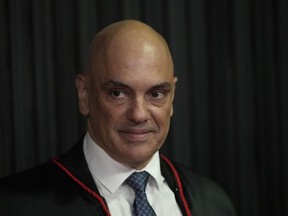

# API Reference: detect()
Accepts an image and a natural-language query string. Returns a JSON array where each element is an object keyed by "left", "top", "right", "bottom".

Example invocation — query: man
[{"left": 0, "top": 20, "right": 236, "bottom": 216}]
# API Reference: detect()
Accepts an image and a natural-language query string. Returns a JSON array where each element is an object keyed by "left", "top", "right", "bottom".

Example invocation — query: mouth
[{"left": 118, "top": 129, "right": 154, "bottom": 142}]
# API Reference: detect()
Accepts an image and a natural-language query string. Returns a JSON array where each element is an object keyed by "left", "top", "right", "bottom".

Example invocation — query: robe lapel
[{"left": 55, "top": 136, "right": 109, "bottom": 215}]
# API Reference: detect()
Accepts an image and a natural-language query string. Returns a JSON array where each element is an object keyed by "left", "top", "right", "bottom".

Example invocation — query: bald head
[{"left": 85, "top": 20, "right": 174, "bottom": 77}]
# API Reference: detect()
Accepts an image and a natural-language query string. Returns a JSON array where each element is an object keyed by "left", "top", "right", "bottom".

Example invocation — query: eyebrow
[
  {"left": 149, "top": 82, "right": 173, "bottom": 91},
  {"left": 102, "top": 80, "right": 173, "bottom": 91},
  {"left": 102, "top": 80, "right": 130, "bottom": 90}
]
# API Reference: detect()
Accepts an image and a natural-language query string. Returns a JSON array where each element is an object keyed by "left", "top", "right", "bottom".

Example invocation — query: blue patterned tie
[{"left": 125, "top": 171, "right": 156, "bottom": 216}]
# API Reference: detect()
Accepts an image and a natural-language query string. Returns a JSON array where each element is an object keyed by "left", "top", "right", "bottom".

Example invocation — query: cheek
[
  {"left": 89, "top": 104, "right": 121, "bottom": 144},
  {"left": 91, "top": 100, "right": 125, "bottom": 128},
  {"left": 152, "top": 106, "right": 172, "bottom": 128}
]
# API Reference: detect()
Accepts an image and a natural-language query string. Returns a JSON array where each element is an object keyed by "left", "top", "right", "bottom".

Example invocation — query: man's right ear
[{"left": 75, "top": 74, "right": 89, "bottom": 116}]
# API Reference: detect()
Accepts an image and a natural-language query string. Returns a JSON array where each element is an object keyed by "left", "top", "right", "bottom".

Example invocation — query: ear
[
  {"left": 75, "top": 74, "right": 89, "bottom": 116},
  {"left": 170, "top": 77, "right": 178, "bottom": 117}
]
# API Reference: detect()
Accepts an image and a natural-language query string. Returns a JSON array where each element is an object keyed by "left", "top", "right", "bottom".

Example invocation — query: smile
[{"left": 118, "top": 129, "right": 153, "bottom": 142}]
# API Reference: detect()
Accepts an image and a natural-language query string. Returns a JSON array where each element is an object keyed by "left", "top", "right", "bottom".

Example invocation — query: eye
[
  {"left": 110, "top": 90, "right": 126, "bottom": 99},
  {"left": 150, "top": 90, "right": 165, "bottom": 99}
]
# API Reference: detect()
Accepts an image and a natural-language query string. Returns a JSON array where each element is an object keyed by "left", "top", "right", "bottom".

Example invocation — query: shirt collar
[{"left": 83, "top": 132, "right": 164, "bottom": 194}]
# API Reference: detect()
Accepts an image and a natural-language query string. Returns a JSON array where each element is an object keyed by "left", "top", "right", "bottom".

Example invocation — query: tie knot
[{"left": 125, "top": 171, "right": 150, "bottom": 192}]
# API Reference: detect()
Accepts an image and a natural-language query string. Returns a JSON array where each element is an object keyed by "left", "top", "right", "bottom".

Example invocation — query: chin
[{"left": 123, "top": 149, "right": 156, "bottom": 167}]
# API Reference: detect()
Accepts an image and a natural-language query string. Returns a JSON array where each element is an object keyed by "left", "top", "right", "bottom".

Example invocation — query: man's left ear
[{"left": 170, "top": 77, "right": 178, "bottom": 117}]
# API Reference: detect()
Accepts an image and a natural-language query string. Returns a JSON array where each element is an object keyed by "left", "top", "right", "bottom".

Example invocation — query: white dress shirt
[{"left": 83, "top": 132, "right": 182, "bottom": 216}]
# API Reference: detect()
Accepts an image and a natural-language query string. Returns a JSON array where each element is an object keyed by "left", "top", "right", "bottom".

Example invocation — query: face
[{"left": 76, "top": 33, "right": 176, "bottom": 169}]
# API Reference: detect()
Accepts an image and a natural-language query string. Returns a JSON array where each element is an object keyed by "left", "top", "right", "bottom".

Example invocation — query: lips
[{"left": 117, "top": 128, "right": 155, "bottom": 142}]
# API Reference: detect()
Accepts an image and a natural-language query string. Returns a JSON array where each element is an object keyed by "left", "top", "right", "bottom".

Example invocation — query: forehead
[
  {"left": 100, "top": 64, "right": 173, "bottom": 92},
  {"left": 107, "top": 56, "right": 172, "bottom": 87}
]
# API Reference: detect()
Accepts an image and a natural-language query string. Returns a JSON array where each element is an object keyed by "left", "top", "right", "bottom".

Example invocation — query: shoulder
[
  {"left": 0, "top": 161, "right": 75, "bottom": 199},
  {"left": 175, "top": 164, "right": 237, "bottom": 216},
  {"left": 0, "top": 161, "right": 86, "bottom": 216},
  {"left": 0, "top": 162, "right": 52, "bottom": 190}
]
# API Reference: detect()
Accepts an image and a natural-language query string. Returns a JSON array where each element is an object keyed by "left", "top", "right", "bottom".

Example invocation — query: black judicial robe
[{"left": 0, "top": 138, "right": 236, "bottom": 216}]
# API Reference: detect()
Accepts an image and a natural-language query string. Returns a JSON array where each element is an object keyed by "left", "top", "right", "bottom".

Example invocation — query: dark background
[{"left": 0, "top": 0, "right": 287, "bottom": 216}]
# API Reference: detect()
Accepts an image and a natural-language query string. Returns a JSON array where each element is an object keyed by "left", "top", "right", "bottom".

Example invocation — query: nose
[{"left": 126, "top": 97, "right": 149, "bottom": 123}]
